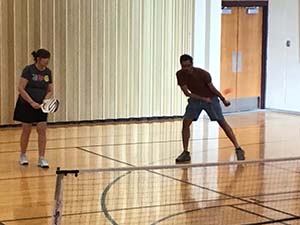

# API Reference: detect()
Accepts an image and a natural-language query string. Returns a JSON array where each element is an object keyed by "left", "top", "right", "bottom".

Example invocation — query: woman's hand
[{"left": 30, "top": 101, "right": 41, "bottom": 109}]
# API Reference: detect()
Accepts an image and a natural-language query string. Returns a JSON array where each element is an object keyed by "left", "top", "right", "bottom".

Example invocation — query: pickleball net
[{"left": 52, "top": 157, "right": 300, "bottom": 225}]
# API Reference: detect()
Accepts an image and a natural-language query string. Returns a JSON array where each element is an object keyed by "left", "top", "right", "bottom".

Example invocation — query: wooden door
[
  {"left": 221, "top": 6, "right": 263, "bottom": 112},
  {"left": 220, "top": 7, "right": 238, "bottom": 100},
  {"left": 237, "top": 7, "right": 262, "bottom": 99}
]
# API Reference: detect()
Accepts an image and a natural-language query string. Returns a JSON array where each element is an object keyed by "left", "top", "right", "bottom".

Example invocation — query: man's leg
[
  {"left": 205, "top": 97, "right": 245, "bottom": 160},
  {"left": 176, "top": 118, "right": 193, "bottom": 163},
  {"left": 218, "top": 119, "right": 245, "bottom": 160},
  {"left": 182, "top": 118, "right": 193, "bottom": 151},
  {"left": 218, "top": 119, "right": 239, "bottom": 149},
  {"left": 176, "top": 98, "right": 202, "bottom": 163}
]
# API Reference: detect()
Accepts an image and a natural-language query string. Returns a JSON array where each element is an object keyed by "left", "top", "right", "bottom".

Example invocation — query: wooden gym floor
[{"left": 1, "top": 111, "right": 300, "bottom": 225}]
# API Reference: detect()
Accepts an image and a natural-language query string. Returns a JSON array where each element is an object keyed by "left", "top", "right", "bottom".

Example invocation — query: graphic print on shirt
[{"left": 32, "top": 74, "right": 50, "bottom": 82}]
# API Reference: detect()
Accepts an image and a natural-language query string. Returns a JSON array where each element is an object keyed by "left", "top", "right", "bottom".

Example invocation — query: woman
[{"left": 14, "top": 49, "right": 53, "bottom": 168}]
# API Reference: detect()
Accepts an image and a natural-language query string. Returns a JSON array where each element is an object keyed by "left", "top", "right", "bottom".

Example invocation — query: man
[{"left": 176, "top": 54, "right": 245, "bottom": 163}]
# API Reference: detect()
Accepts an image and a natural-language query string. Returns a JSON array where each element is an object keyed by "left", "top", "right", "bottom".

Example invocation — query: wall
[
  {"left": 194, "top": 0, "right": 300, "bottom": 113},
  {"left": 266, "top": 0, "right": 300, "bottom": 112},
  {"left": 193, "top": 0, "right": 221, "bottom": 87},
  {"left": 192, "top": 0, "right": 222, "bottom": 161},
  {"left": 0, "top": 0, "right": 194, "bottom": 125}
]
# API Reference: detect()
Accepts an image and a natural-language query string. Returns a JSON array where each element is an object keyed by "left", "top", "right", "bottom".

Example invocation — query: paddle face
[{"left": 41, "top": 98, "right": 59, "bottom": 113}]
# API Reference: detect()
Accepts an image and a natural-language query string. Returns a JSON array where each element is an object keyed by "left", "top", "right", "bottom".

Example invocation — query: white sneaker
[
  {"left": 38, "top": 157, "right": 49, "bottom": 168},
  {"left": 19, "top": 154, "right": 29, "bottom": 165}
]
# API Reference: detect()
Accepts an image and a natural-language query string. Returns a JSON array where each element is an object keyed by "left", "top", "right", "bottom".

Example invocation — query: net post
[{"left": 52, "top": 167, "right": 64, "bottom": 225}]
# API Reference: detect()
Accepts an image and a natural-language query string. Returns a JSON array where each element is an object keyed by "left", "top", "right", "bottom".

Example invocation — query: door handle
[
  {"left": 232, "top": 51, "right": 237, "bottom": 73},
  {"left": 237, "top": 51, "right": 242, "bottom": 72}
]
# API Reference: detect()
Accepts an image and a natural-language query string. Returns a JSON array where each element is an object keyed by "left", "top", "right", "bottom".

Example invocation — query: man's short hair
[{"left": 180, "top": 54, "right": 193, "bottom": 64}]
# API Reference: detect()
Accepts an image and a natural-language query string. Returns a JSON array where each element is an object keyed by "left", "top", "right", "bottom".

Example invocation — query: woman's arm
[{"left": 17, "top": 77, "right": 40, "bottom": 109}]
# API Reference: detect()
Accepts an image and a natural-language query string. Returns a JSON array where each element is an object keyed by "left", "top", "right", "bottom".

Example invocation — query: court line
[
  {"left": 0, "top": 136, "right": 288, "bottom": 154},
  {"left": 51, "top": 192, "right": 300, "bottom": 224},
  {"left": 149, "top": 170, "right": 299, "bottom": 218},
  {"left": 76, "top": 146, "right": 300, "bottom": 223},
  {"left": 263, "top": 161, "right": 300, "bottom": 175},
  {"left": 1, "top": 215, "right": 51, "bottom": 223},
  {"left": 250, "top": 192, "right": 300, "bottom": 203},
  {"left": 244, "top": 216, "right": 300, "bottom": 225},
  {"left": 0, "top": 136, "right": 228, "bottom": 154},
  {"left": 0, "top": 118, "right": 264, "bottom": 145},
  {"left": 150, "top": 204, "right": 277, "bottom": 225},
  {"left": 61, "top": 199, "right": 240, "bottom": 216},
  {"left": 77, "top": 147, "right": 134, "bottom": 167},
  {"left": 246, "top": 161, "right": 300, "bottom": 218},
  {"left": 60, "top": 193, "right": 300, "bottom": 216},
  {"left": 58, "top": 172, "right": 300, "bottom": 224},
  {"left": 232, "top": 205, "right": 290, "bottom": 225},
  {"left": 100, "top": 171, "right": 131, "bottom": 225},
  {"left": 0, "top": 174, "right": 55, "bottom": 181}
]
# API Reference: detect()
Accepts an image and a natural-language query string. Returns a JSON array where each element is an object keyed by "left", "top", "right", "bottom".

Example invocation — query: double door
[{"left": 221, "top": 6, "right": 263, "bottom": 112}]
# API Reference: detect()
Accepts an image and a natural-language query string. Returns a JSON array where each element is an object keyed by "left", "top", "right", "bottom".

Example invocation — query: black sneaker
[
  {"left": 235, "top": 147, "right": 245, "bottom": 161},
  {"left": 176, "top": 151, "right": 191, "bottom": 163}
]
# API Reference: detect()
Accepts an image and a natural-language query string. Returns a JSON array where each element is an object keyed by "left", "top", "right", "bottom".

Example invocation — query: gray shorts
[{"left": 183, "top": 97, "right": 225, "bottom": 122}]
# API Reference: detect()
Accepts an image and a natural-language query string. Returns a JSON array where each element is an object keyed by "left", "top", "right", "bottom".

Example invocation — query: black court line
[
  {"left": 251, "top": 194, "right": 300, "bottom": 204},
  {"left": 244, "top": 216, "right": 300, "bottom": 225},
  {"left": 100, "top": 171, "right": 131, "bottom": 225},
  {"left": 0, "top": 134, "right": 225, "bottom": 146},
  {"left": 249, "top": 190, "right": 300, "bottom": 202},
  {"left": 0, "top": 170, "right": 300, "bottom": 225},
  {"left": 60, "top": 192, "right": 300, "bottom": 217},
  {"left": 1, "top": 215, "right": 52, "bottom": 223},
  {"left": 0, "top": 136, "right": 275, "bottom": 154},
  {"left": 149, "top": 170, "right": 299, "bottom": 219},
  {"left": 62, "top": 199, "right": 242, "bottom": 216},
  {"left": 262, "top": 161, "right": 300, "bottom": 175},
  {"left": 0, "top": 123, "right": 267, "bottom": 146},
  {"left": 76, "top": 146, "right": 300, "bottom": 225},
  {"left": 0, "top": 174, "right": 55, "bottom": 181},
  {"left": 149, "top": 207, "right": 221, "bottom": 225},
  {"left": 150, "top": 204, "right": 277, "bottom": 225},
  {"left": 77, "top": 147, "right": 135, "bottom": 224},
  {"left": 0, "top": 136, "right": 231, "bottom": 154},
  {"left": 58, "top": 193, "right": 300, "bottom": 224},
  {"left": 62, "top": 178, "right": 300, "bottom": 224},
  {"left": 247, "top": 161, "right": 300, "bottom": 218},
  {"left": 149, "top": 168, "right": 299, "bottom": 218},
  {"left": 77, "top": 147, "right": 134, "bottom": 167},
  {"left": 232, "top": 206, "right": 290, "bottom": 225}
]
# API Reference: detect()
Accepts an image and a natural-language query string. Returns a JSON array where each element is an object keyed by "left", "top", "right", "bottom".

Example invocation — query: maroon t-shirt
[{"left": 176, "top": 67, "right": 215, "bottom": 97}]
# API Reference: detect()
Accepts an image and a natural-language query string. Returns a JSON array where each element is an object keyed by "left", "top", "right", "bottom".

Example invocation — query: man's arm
[
  {"left": 207, "top": 82, "right": 230, "bottom": 106},
  {"left": 180, "top": 85, "right": 211, "bottom": 103}
]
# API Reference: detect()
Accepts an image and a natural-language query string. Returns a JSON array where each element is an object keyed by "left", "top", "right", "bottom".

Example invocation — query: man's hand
[{"left": 222, "top": 99, "right": 231, "bottom": 107}]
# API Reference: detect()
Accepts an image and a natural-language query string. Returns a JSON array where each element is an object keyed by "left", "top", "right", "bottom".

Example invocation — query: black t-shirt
[
  {"left": 176, "top": 67, "right": 215, "bottom": 98},
  {"left": 20, "top": 64, "right": 52, "bottom": 104}
]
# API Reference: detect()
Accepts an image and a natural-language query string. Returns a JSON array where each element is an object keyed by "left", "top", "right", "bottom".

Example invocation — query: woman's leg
[{"left": 20, "top": 123, "right": 32, "bottom": 165}]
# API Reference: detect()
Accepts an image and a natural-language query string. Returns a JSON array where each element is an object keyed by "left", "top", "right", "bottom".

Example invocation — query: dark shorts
[
  {"left": 184, "top": 97, "right": 225, "bottom": 122},
  {"left": 13, "top": 98, "right": 48, "bottom": 123}
]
